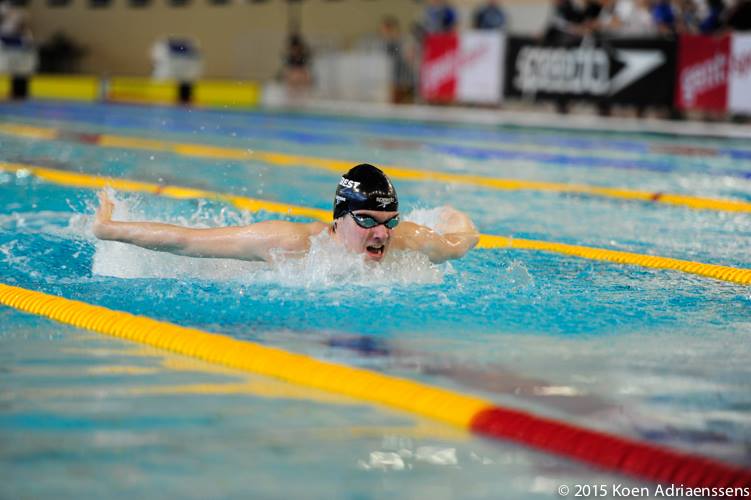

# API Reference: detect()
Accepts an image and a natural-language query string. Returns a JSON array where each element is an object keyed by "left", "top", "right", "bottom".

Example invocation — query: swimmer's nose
[{"left": 371, "top": 224, "right": 389, "bottom": 241}]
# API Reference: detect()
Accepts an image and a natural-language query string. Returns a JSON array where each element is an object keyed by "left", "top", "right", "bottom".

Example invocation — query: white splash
[
  {"left": 90, "top": 196, "right": 447, "bottom": 287},
  {"left": 266, "top": 230, "right": 445, "bottom": 288},
  {"left": 403, "top": 206, "right": 447, "bottom": 234}
]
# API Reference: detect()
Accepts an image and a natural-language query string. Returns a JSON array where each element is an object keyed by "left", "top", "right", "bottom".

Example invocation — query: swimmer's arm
[
  {"left": 92, "top": 192, "right": 323, "bottom": 262},
  {"left": 393, "top": 206, "right": 479, "bottom": 263}
]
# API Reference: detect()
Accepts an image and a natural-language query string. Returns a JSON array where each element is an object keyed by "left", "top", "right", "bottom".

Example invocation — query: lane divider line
[
  {"left": 1, "top": 122, "right": 750, "bottom": 214},
  {"left": 477, "top": 235, "right": 751, "bottom": 286},
  {"left": 2, "top": 161, "right": 749, "bottom": 286},
  {"left": 0, "top": 161, "right": 331, "bottom": 221},
  {"left": 1, "top": 282, "right": 749, "bottom": 490}
]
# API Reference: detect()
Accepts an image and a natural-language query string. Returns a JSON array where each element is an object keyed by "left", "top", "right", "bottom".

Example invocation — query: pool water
[{"left": 1, "top": 101, "right": 750, "bottom": 498}]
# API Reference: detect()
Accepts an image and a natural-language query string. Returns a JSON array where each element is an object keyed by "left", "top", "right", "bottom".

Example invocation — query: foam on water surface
[{"left": 91, "top": 195, "right": 450, "bottom": 287}]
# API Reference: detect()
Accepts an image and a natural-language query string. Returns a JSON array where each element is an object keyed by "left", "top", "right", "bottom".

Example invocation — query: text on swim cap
[
  {"left": 339, "top": 178, "right": 361, "bottom": 189},
  {"left": 376, "top": 197, "right": 395, "bottom": 208}
]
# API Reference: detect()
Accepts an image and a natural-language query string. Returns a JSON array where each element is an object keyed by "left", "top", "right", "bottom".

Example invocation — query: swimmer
[{"left": 93, "top": 164, "right": 479, "bottom": 264}]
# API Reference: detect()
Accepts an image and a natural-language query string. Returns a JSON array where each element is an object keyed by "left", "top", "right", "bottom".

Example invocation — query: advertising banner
[
  {"left": 420, "top": 33, "right": 458, "bottom": 102},
  {"left": 729, "top": 34, "right": 751, "bottom": 115},
  {"left": 504, "top": 36, "right": 676, "bottom": 106},
  {"left": 456, "top": 31, "right": 505, "bottom": 104},
  {"left": 675, "top": 35, "right": 730, "bottom": 111},
  {"left": 421, "top": 32, "right": 505, "bottom": 104}
]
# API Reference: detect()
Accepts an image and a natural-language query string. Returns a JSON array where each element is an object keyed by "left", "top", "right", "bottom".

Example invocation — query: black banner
[{"left": 504, "top": 36, "right": 677, "bottom": 106}]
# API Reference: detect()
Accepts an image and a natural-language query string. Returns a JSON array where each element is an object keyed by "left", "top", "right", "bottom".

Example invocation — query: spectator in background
[
  {"left": 283, "top": 33, "right": 312, "bottom": 95},
  {"left": 674, "top": 0, "right": 700, "bottom": 33},
  {"left": 380, "top": 16, "right": 416, "bottom": 104},
  {"left": 727, "top": 0, "right": 751, "bottom": 31},
  {"left": 473, "top": 0, "right": 507, "bottom": 30},
  {"left": 621, "top": 0, "right": 653, "bottom": 33},
  {"left": 698, "top": 0, "right": 726, "bottom": 34},
  {"left": 0, "top": 0, "right": 30, "bottom": 39},
  {"left": 651, "top": 0, "right": 677, "bottom": 34},
  {"left": 543, "top": 0, "right": 585, "bottom": 114},
  {"left": 544, "top": 0, "right": 585, "bottom": 43},
  {"left": 421, "top": 0, "right": 458, "bottom": 35},
  {"left": 605, "top": 0, "right": 656, "bottom": 35},
  {"left": 581, "top": 0, "right": 604, "bottom": 30}
]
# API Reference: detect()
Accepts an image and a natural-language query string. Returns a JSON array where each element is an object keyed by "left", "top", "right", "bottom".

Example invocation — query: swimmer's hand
[{"left": 92, "top": 191, "right": 116, "bottom": 239}]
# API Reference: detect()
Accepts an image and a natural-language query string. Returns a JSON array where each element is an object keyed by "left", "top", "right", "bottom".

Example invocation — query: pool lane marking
[
  {"left": 0, "top": 282, "right": 487, "bottom": 427},
  {"left": 8, "top": 104, "right": 751, "bottom": 165},
  {"left": 0, "top": 122, "right": 60, "bottom": 140},
  {"left": 2, "top": 161, "right": 750, "bottom": 286},
  {"left": 477, "top": 235, "right": 751, "bottom": 286},
  {"left": 1, "top": 282, "right": 749, "bottom": 489},
  {"left": 0, "top": 161, "right": 331, "bottom": 221},
  {"left": 1, "top": 122, "right": 750, "bottom": 214}
]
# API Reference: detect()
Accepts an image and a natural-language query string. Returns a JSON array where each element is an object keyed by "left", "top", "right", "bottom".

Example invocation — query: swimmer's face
[{"left": 335, "top": 210, "right": 399, "bottom": 262}]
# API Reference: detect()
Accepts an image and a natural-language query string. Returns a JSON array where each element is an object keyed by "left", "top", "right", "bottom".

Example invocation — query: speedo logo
[
  {"left": 339, "top": 178, "right": 361, "bottom": 189},
  {"left": 376, "top": 197, "right": 394, "bottom": 208}
]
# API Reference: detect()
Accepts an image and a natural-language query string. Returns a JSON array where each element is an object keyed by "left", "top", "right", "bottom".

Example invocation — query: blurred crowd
[
  {"left": 414, "top": 0, "right": 508, "bottom": 37},
  {"left": 546, "top": 0, "right": 751, "bottom": 43},
  {"left": 375, "top": 0, "right": 751, "bottom": 104},
  {"left": 398, "top": 0, "right": 751, "bottom": 42},
  {"left": 411, "top": 0, "right": 751, "bottom": 39},
  {"left": 0, "top": 0, "right": 30, "bottom": 40}
]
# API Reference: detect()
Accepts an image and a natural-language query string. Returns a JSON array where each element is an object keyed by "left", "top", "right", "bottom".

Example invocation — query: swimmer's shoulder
[
  {"left": 390, "top": 221, "right": 428, "bottom": 250},
  {"left": 274, "top": 220, "right": 328, "bottom": 257},
  {"left": 236, "top": 220, "right": 329, "bottom": 260},
  {"left": 305, "top": 221, "right": 329, "bottom": 236},
  {"left": 267, "top": 220, "right": 329, "bottom": 243},
  {"left": 246, "top": 220, "right": 327, "bottom": 235}
]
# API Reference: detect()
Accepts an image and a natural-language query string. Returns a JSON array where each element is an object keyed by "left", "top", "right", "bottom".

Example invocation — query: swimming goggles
[{"left": 349, "top": 212, "right": 400, "bottom": 229}]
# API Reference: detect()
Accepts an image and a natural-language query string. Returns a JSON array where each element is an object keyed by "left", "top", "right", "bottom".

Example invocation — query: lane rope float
[{"left": 1, "top": 122, "right": 750, "bottom": 214}]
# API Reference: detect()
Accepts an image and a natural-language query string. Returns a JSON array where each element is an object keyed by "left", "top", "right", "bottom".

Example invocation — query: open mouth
[{"left": 366, "top": 245, "right": 385, "bottom": 258}]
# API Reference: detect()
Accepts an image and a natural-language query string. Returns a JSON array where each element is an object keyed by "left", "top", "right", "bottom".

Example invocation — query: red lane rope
[{"left": 471, "top": 407, "right": 751, "bottom": 494}]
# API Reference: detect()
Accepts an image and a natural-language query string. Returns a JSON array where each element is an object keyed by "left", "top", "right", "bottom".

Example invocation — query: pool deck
[{"left": 281, "top": 99, "right": 751, "bottom": 140}]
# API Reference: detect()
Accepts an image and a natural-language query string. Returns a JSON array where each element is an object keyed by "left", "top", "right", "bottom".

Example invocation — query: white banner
[
  {"left": 456, "top": 31, "right": 505, "bottom": 104},
  {"left": 313, "top": 51, "right": 391, "bottom": 103},
  {"left": 729, "top": 34, "right": 751, "bottom": 114}
]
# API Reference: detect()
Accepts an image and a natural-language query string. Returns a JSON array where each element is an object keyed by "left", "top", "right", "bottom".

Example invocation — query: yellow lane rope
[
  {"left": 1, "top": 122, "right": 750, "bottom": 213},
  {"left": 1, "top": 162, "right": 749, "bottom": 286},
  {"left": 477, "top": 235, "right": 751, "bottom": 286},
  {"left": 0, "top": 162, "right": 330, "bottom": 221},
  {"left": 0, "top": 282, "right": 491, "bottom": 428},
  {"left": 0, "top": 123, "right": 59, "bottom": 140}
]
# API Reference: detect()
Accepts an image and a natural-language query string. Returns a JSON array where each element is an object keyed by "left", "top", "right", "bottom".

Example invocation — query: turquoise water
[{"left": 1, "top": 101, "right": 750, "bottom": 498}]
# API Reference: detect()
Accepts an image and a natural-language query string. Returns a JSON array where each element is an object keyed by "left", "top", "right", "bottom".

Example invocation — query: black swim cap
[{"left": 333, "top": 164, "right": 398, "bottom": 220}]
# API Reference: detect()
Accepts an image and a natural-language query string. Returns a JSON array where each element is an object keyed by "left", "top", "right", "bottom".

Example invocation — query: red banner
[
  {"left": 675, "top": 35, "right": 730, "bottom": 111},
  {"left": 420, "top": 34, "right": 458, "bottom": 102}
]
